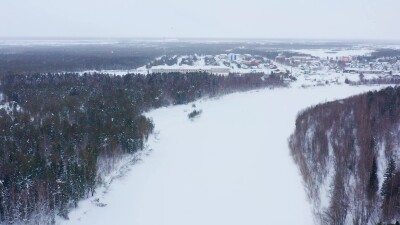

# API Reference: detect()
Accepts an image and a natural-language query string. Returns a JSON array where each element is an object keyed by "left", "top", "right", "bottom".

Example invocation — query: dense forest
[
  {"left": 0, "top": 45, "right": 161, "bottom": 74},
  {"left": 0, "top": 41, "right": 357, "bottom": 74},
  {"left": 357, "top": 49, "right": 400, "bottom": 61},
  {"left": 346, "top": 78, "right": 400, "bottom": 86},
  {"left": 290, "top": 86, "right": 400, "bottom": 225},
  {"left": 0, "top": 43, "right": 243, "bottom": 74},
  {"left": 0, "top": 72, "right": 284, "bottom": 224}
]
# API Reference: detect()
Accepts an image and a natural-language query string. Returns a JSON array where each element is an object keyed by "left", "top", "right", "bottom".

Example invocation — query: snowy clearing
[{"left": 58, "top": 85, "right": 388, "bottom": 225}]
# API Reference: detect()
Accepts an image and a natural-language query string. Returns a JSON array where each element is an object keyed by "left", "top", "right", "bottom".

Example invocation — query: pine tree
[
  {"left": 381, "top": 157, "right": 396, "bottom": 220},
  {"left": 367, "top": 157, "right": 379, "bottom": 200},
  {"left": 381, "top": 158, "right": 396, "bottom": 198}
]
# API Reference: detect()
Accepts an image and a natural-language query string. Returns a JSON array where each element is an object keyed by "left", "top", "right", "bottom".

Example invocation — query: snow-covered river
[{"left": 60, "top": 85, "right": 386, "bottom": 225}]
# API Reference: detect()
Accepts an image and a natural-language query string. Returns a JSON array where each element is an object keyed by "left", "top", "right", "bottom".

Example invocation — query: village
[
  {"left": 126, "top": 49, "right": 395, "bottom": 85},
  {"left": 78, "top": 47, "right": 400, "bottom": 87}
]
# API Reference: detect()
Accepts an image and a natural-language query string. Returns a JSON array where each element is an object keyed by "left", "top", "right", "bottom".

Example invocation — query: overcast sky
[{"left": 1, "top": 0, "right": 400, "bottom": 40}]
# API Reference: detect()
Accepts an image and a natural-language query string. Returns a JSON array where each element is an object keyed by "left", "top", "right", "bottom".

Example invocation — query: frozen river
[{"left": 60, "top": 85, "right": 386, "bottom": 225}]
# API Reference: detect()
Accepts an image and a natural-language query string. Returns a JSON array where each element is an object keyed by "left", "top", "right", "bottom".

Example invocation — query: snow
[
  {"left": 318, "top": 130, "right": 335, "bottom": 210},
  {"left": 377, "top": 141, "right": 387, "bottom": 190},
  {"left": 149, "top": 54, "right": 277, "bottom": 75},
  {"left": 58, "top": 84, "right": 388, "bottom": 225},
  {"left": 78, "top": 67, "right": 149, "bottom": 76},
  {"left": 0, "top": 101, "right": 22, "bottom": 114},
  {"left": 291, "top": 48, "right": 375, "bottom": 58},
  {"left": 150, "top": 65, "right": 228, "bottom": 70},
  {"left": 193, "top": 55, "right": 206, "bottom": 67}
]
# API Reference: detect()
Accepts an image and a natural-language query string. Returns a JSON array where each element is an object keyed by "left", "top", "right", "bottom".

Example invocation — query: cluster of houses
[
  {"left": 147, "top": 51, "right": 400, "bottom": 80},
  {"left": 275, "top": 53, "right": 400, "bottom": 76},
  {"left": 149, "top": 53, "right": 274, "bottom": 76},
  {"left": 150, "top": 65, "right": 230, "bottom": 76}
]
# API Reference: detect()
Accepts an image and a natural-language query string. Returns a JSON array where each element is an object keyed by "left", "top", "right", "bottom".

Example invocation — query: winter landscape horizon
[{"left": 2, "top": 1, "right": 400, "bottom": 225}]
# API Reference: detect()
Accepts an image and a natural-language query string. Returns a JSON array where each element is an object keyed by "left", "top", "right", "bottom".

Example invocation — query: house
[{"left": 150, "top": 65, "right": 230, "bottom": 76}]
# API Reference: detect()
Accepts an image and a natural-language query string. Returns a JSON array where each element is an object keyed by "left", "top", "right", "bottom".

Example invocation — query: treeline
[
  {"left": 0, "top": 45, "right": 163, "bottom": 74},
  {"left": 231, "top": 49, "right": 309, "bottom": 60},
  {"left": 370, "top": 49, "right": 400, "bottom": 59},
  {"left": 0, "top": 42, "right": 331, "bottom": 74},
  {"left": 146, "top": 55, "right": 179, "bottom": 68},
  {"left": 356, "top": 49, "right": 400, "bottom": 62},
  {"left": 290, "top": 86, "right": 400, "bottom": 225},
  {"left": 0, "top": 43, "right": 267, "bottom": 74},
  {"left": 346, "top": 77, "right": 400, "bottom": 86},
  {"left": 0, "top": 72, "right": 284, "bottom": 224}
]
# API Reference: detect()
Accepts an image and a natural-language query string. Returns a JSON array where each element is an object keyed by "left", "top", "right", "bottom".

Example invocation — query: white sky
[{"left": 1, "top": 0, "right": 399, "bottom": 40}]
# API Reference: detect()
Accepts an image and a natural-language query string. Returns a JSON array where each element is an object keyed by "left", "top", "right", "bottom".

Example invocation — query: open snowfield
[{"left": 58, "top": 84, "right": 388, "bottom": 225}]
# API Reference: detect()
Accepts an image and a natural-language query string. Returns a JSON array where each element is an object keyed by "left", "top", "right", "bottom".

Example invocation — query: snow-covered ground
[
  {"left": 291, "top": 48, "right": 375, "bottom": 58},
  {"left": 291, "top": 72, "right": 382, "bottom": 87},
  {"left": 0, "top": 93, "right": 22, "bottom": 114},
  {"left": 77, "top": 66, "right": 149, "bottom": 76},
  {"left": 58, "top": 85, "right": 388, "bottom": 225}
]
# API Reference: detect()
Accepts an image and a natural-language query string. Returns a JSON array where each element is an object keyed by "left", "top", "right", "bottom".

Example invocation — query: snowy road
[{"left": 60, "top": 85, "right": 386, "bottom": 225}]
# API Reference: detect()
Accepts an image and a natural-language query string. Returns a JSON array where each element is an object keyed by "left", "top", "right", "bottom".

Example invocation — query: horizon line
[{"left": 0, "top": 36, "right": 400, "bottom": 43}]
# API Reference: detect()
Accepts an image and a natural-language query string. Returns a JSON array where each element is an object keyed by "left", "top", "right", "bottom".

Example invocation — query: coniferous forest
[
  {"left": 0, "top": 72, "right": 284, "bottom": 224},
  {"left": 290, "top": 86, "right": 400, "bottom": 225}
]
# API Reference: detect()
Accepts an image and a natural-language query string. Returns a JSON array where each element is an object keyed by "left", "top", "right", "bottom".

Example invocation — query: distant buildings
[
  {"left": 228, "top": 53, "right": 237, "bottom": 62},
  {"left": 343, "top": 68, "right": 385, "bottom": 74},
  {"left": 150, "top": 65, "right": 230, "bottom": 76},
  {"left": 275, "top": 55, "right": 286, "bottom": 64},
  {"left": 340, "top": 56, "right": 352, "bottom": 63}
]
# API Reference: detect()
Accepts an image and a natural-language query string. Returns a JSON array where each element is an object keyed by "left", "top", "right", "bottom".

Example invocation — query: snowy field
[
  {"left": 291, "top": 48, "right": 375, "bottom": 58},
  {"left": 58, "top": 85, "right": 388, "bottom": 225}
]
